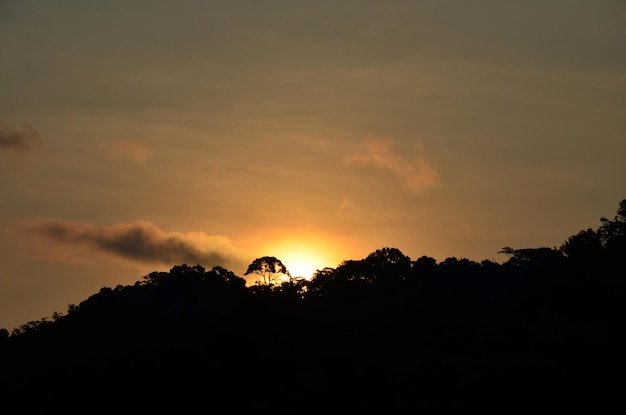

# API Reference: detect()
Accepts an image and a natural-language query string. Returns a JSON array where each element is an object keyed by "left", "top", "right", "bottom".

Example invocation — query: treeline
[
  {"left": 4, "top": 199, "right": 625, "bottom": 337},
  {"left": 0, "top": 200, "right": 625, "bottom": 412}
]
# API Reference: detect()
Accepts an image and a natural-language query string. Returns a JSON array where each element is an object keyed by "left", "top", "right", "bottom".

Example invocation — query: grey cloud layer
[
  {"left": 14, "top": 219, "right": 250, "bottom": 272},
  {"left": 0, "top": 123, "right": 42, "bottom": 152}
]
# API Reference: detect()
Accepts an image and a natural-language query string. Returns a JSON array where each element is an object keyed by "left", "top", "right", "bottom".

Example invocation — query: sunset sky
[{"left": 1, "top": 1, "right": 625, "bottom": 331}]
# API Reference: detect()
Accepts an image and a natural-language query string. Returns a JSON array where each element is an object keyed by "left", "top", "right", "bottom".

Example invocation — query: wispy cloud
[
  {"left": 336, "top": 196, "right": 361, "bottom": 222},
  {"left": 343, "top": 138, "right": 439, "bottom": 192},
  {"left": 0, "top": 123, "right": 42, "bottom": 152},
  {"left": 12, "top": 219, "right": 250, "bottom": 272},
  {"left": 103, "top": 139, "right": 151, "bottom": 163}
]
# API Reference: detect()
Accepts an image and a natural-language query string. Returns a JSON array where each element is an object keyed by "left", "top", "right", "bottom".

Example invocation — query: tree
[
  {"left": 244, "top": 256, "right": 291, "bottom": 286},
  {"left": 498, "top": 246, "right": 562, "bottom": 267},
  {"left": 412, "top": 255, "right": 438, "bottom": 277},
  {"left": 363, "top": 247, "right": 412, "bottom": 287},
  {"left": 560, "top": 228, "right": 604, "bottom": 263},
  {"left": 599, "top": 199, "right": 626, "bottom": 258},
  {"left": 210, "top": 265, "right": 247, "bottom": 288}
]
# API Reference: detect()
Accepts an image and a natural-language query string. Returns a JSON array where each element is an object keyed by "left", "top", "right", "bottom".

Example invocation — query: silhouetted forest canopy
[{"left": 1, "top": 200, "right": 625, "bottom": 412}]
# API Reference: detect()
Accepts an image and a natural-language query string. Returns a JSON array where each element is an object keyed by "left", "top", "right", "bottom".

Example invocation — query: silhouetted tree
[
  {"left": 560, "top": 228, "right": 604, "bottom": 274},
  {"left": 312, "top": 263, "right": 370, "bottom": 303},
  {"left": 334, "top": 259, "right": 369, "bottom": 283},
  {"left": 363, "top": 247, "right": 412, "bottom": 288},
  {"left": 499, "top": 246, "right": 562, "bottom": 268},
  {"left": 411, "top": 255, "right": 438, "bottom": 277},
  {"left": 598, "top": 199, "right": 626, "bottom": 263},
  {"left": 307, "top": 267, "right": 338, "bottom": 298},
  {"left": 211, "top": 265, "right": 247, "bottom": 288},
  {"left": 438, "top": 257, "right": 481, "bottom": 273},
  {"left": 274, "top": 277, "right": 308, "bottom": 302},
  {"left": 245, "top": 256, "right": 290, "bottom": 286}
]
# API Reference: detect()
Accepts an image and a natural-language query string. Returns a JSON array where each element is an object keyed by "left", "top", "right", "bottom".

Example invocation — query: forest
[{"left": 1, "top": 200, "right": 625, "bottom": 413}]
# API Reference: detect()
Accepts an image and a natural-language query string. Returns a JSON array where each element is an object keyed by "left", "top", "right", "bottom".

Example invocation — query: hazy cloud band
[
  {"left": 0, "top": 123, "right": 42, "bottom": 152},
  {"left": 13, "top": 219, "right": 250, "bottom": 271}
]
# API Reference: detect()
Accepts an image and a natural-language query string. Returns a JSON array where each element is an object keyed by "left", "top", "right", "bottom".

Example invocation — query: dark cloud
[
  {"left": 0, "top": 123, "right": 42, "bottom": 152},
  {"left": 13, "top": 219, "right": 250, "bottom": 272}
]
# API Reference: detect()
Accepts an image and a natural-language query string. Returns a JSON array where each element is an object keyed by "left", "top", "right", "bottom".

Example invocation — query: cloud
[
  {"left": 103, "top": 139, "right": 151, "bottom": 163},
  {"left": 12, "top": 219, "right": 250, "bottom": 272},
  {"left": 336, "top": 196, "right": 361, "bottom": 222},
  {"left": 343, "top": 138, "right": 439, "bottom": 192},
  {"left": 0, "top": 123, "right": 42, "bottom": 152}
]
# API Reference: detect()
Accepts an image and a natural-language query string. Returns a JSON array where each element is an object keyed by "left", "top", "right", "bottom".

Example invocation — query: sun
[
  {"left": 242, "top": 230, "right": 351, "bottom": 282},
  {"left": 282, "top": 253, "right": 320, "bottom": 280},
  {"left": 257, "top": 236, "right": 343, "bottom": 280}
]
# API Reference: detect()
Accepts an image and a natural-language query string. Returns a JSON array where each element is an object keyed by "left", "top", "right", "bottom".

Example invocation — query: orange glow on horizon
[
  {"left": 246, "top": 232, "right": 348, "bottom": 280},
  {"left": 282, "top": 253, "right": 320, "bottom": 280}
]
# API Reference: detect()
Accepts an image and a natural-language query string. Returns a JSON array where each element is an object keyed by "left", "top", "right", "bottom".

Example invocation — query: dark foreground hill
[{"left": 1, "top": 200, "right": 626, "bottom": 413}]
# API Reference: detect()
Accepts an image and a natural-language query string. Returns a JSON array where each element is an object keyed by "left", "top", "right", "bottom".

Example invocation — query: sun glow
[
  {"left": 255, "top": 235, "right": 345, "bottom": 280},
  {"left": 282, "top": 253, "right": 320, "bottom": 280}
]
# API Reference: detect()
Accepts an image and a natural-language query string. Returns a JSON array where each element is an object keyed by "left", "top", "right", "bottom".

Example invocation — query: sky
[{"left": 1, "top": 0, "right": 625, "bottom": 331}]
